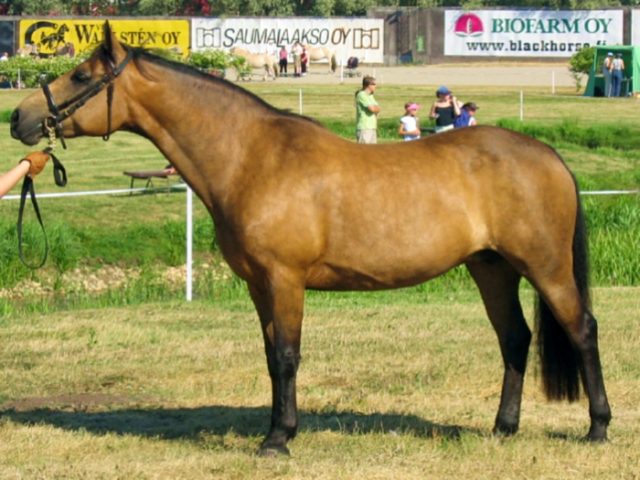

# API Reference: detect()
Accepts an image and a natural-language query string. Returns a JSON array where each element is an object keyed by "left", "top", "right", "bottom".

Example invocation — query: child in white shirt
[{"left": 398, "top": 102, "right": 421, "bottom": 141}]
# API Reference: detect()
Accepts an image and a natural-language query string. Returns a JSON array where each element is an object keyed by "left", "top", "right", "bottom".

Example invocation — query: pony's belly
[{"left": 304, "top": 262, "right": 448, "bottom": 291}]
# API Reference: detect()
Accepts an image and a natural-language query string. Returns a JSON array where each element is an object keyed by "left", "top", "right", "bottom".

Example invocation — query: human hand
[{"left": 20, "top": 151, "right": 51, "bottom": 177}]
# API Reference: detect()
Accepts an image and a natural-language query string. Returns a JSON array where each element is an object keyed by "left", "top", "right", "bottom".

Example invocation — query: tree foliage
[
  {"left": 0, "top": 55, "right": 81, "bottom": 87},
  {"left": 568, "top": 44, "right": 595, "bottom": 90},
  {"left": 0, "top": 48, "right": 248, "bottom": 87},
  {"left": 4, "top": 0, "right": 640, "bottom": 16}
]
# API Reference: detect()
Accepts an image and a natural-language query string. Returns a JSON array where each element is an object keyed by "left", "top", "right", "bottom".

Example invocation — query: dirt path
[{"left": 238, "top": 62, "right": 579, "bottom": 88}]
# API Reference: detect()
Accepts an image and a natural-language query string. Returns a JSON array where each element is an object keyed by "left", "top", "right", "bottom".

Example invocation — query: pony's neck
[{"left": 131, "top": 57, "right": 269, "bottom": 211}]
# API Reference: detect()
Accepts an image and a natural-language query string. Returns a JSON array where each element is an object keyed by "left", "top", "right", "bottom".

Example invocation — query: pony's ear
[{"left": 102, "top": 20, "right": 126, "bottom": 63}]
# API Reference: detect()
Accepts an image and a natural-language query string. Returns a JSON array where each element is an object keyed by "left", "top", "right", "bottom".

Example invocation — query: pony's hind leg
[
  {"left": 466, "top": 253, "right": 531, "bottom": 436},
  {"left": 525, "top": 185, "right": 610, "bottom": 441},
  {"left": 535, "top": 280, "right": 611, "bottom": 441}
]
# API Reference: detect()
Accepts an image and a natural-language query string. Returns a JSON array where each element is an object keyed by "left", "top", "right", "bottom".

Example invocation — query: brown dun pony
[{"left": 11, "top": 23, "right": 611, "bottom": 456}]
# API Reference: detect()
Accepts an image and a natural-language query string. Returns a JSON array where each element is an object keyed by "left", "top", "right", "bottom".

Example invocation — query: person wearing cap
[
  {"left": 0, "top": 151, "right": 51, "bottom": 198},
  {"left": 398, "top": 102, "right": 421, "bottom": 141},
  {"left": 355, "top": 75, "right": 380, "bottom": 144},
  {"left": 611, "top": 53, "right": 625, "bottom": 97},
  {"left": 602, "top": 52, "right": 613, "bottom": 97},
  {"left": 429, "top": 86, "right": 461, "bottom": 133},
  {"left": 454, "top": 102, "right": 479, "bottom": 128}
]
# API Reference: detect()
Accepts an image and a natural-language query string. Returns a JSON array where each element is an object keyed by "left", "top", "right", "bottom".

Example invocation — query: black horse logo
[{"left": 24, "top": 22, "right": 69, "bottom": 54}]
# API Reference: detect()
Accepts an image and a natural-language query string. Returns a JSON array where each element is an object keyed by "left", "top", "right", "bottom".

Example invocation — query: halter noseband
[{"left": 40, "top": 46, "right": 134, "bottom": 148}]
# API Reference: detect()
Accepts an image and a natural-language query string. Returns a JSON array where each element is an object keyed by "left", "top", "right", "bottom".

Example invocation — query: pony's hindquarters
[{"left": 453, "top": 127, "right": 611, "bottom": 440}]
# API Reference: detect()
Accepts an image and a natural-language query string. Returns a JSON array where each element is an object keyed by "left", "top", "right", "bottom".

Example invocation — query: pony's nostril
[{"left": 10, "top": 109, "right": 19, "bottom": 137}]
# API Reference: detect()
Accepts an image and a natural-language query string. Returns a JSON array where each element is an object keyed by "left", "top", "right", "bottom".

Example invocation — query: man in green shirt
[{"left": 355, "top": 75, "right": 380, "bottom": 144}]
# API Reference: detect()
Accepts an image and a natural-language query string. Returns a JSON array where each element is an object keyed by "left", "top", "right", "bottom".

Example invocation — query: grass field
[
  {"left": 0, "top": 287, "right": 638, "bottom": 478},
  {"left": 0, "top": 77, "right": 638, "bottom": 478}
]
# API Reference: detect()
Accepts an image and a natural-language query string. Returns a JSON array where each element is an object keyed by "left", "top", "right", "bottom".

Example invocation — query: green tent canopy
[{"left": 584, "top": 45, "right": 640, "bottom": 97}]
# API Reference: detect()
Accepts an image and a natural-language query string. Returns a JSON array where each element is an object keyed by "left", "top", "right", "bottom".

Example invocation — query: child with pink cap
[{"left": 398, "top": 102, "right": 421, "bottom": 141}]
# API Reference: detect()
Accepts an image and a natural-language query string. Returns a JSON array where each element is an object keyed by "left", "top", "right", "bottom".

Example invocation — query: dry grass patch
[{"left": 0, "top": 287, "right": 638, "bottom": 478}]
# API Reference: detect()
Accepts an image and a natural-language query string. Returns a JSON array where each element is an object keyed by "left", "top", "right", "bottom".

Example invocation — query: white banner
[
  {"left": 191, "top": 17, "right": 384, "bottom": 64},
  {"left": 632, "top": 10, "right": 640, "bottom": 46},
  {"left": 445, "top": 10, "right": 623, "bottom": 57}
]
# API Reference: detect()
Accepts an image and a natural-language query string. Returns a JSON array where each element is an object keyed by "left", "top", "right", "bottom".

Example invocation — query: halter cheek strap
[
  {"left": 41, "top": 80, "right": 66, "bottom": 149},
  {"left": 40, "top": 47, "right": 133, "bottom": 148}
]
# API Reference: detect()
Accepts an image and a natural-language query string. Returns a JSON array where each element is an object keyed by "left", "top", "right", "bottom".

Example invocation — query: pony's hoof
[
  {"left": 493, "top": 422, "right": 518, "bottom": 437},
  {"left": 257, "top": 443, "right": 290, "bottom": 457},
  {"left": 584, "top": 421, "right": 608, "bottom": 443}
]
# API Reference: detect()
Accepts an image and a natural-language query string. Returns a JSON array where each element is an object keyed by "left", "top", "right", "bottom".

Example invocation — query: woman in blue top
[{"left": 429, "top": 86, "right": 461, "bottom": 133}]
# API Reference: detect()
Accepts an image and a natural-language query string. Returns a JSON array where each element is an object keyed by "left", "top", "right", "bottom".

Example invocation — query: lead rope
[{"left": 17, "top": 141, "right": 67, "bottom": 269}]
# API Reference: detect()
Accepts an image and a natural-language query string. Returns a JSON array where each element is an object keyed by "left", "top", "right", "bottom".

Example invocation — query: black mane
[{"left": 131, "top": 47, "right": 321, "bottom": 126}]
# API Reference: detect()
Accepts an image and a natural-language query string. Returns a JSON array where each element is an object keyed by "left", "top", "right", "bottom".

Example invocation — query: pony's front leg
[{"left": 248, "top": 272, "right": 305, "bottom": 457}]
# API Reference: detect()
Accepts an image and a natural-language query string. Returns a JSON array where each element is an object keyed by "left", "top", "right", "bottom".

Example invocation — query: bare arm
[
  {"left": 452, "top": 96, "right": 462, "bottom": 116},
  {"left": 429, "top": 102, "right": 438, "bottom": 119},
  {"left": 0, "top": 151, "right": 51, "bottom": 198},
  {"left": 0, "top": 161, "right": 30, "bottom": 198}
]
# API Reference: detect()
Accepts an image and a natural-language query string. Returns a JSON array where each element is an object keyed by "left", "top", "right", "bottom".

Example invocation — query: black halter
[{"left": 40, "top": 46, "right": 134, "bottom": 148}]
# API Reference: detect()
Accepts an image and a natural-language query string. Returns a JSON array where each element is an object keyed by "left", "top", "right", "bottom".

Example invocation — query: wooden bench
[{"left": 123, "top": 169, "right": 178, "bottom": 191}]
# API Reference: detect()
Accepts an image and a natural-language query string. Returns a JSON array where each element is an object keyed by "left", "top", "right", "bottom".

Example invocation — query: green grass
[{"left": 497, "top": 118, "right": 640, "bottom": 151}]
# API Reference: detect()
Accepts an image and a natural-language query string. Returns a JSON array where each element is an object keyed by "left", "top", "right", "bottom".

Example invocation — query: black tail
[
  {"left": 535, "top": 183, "right": 589, "bottom": 402},
  {"left": 330, "top": 54, "right": 337, "bottom": 73}
]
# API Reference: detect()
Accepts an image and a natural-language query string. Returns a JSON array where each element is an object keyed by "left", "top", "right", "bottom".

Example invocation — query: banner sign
[
  {"left": 445, "top": 10, "right": 623, "bottom": 57},
  {"left": 18, "top": 19, "right": 190, "bottom": 57},
  {"left": 632, "top": 9, "right": 640, "bottom": 46},
  {"left": 192, "top": 18, "right": 384, "bottom": 63}
]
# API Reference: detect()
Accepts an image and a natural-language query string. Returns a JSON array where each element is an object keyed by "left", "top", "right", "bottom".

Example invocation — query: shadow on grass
[{"left": 1, "top": 404, "right": 476, "bottom": 441}]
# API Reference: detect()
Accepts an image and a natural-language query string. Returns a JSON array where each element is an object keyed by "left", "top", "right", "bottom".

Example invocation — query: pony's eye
[{"left": 72, "top": 70, "right": 91, "bottom": 83}]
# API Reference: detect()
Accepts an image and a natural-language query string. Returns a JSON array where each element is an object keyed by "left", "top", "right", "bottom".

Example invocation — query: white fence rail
[{"left": 2, "top": 184, "right": 638, "bottom": 301}]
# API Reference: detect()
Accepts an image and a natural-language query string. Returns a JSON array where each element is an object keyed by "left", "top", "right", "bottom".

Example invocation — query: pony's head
[{"left": 11, "top": 21, "right": 133, "bottom": 146}]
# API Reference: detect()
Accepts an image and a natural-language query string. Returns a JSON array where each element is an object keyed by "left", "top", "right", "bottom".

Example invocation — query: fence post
[{"left": 186, "top": 185, "right": 193, "bottom": 302}]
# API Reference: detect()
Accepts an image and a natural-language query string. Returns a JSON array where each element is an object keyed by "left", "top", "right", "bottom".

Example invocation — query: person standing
[
  {"left": 355, "top": 75, "right": 380, "bottom": 144},
  {"left": 429, "top": 86, "right": 461, "bottom": 133},
  {"left": 398, "top": 102, "right": 421, "bottom": 141},
  {"left": 602, "top": 52, "right": 613, "bottom": 97},
  {"left": 278, "top": 45, "right": 288, "bottom": 76},
  {"left": 292, "top": 42, "right": 302, "bottom": 77},
  {"left": 611, "top": 53, "right": 625, "bottom": 97},
  {"left": 300, "top": 46, "right": 309, "bottom": 76},
  {"left": 453, "top": 102, "right": 479, "bottom": 128}
]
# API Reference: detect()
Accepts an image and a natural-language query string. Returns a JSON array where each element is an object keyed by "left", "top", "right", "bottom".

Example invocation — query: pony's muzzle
[{"left": 10, "top": 108, "right": 43, "bottom": 146}]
